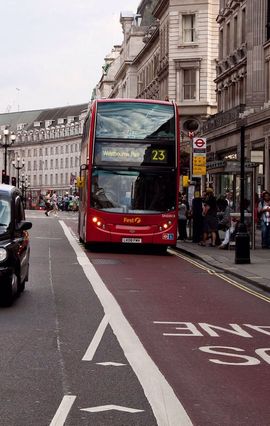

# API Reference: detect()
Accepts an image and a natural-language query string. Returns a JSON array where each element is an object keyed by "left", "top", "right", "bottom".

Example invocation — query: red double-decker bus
[{"left": 78, "top": 98, "right": 180, "bottom": 250}]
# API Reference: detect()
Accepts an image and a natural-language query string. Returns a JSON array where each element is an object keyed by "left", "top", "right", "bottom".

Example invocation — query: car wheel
[
  {"left": 19, "top": 280, "right": 25, "bottom": 293},
  {"left": 1, "top": 273, "right": 18, "bottom": 307}
]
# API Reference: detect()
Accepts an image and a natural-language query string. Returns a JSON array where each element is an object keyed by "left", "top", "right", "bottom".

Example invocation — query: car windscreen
[{"left": 0, "top": 193, "right": 11, "bottom": 233}]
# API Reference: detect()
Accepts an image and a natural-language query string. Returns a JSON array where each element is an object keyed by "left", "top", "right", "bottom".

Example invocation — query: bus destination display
[{"left": 97, "top": 144, "right": 168, "bottom": 164}]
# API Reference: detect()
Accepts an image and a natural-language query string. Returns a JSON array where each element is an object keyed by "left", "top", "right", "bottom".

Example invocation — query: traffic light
[
  {"left": 1, "top": 171, "right": 10, "bottom": 184},
  {"left": 11, "top": 177, "right": 16, "bottom": 186}
]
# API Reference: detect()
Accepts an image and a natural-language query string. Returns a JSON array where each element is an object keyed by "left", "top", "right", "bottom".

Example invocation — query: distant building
[{"left": 0, "top": 103, "right": 88, "bottom": 206}]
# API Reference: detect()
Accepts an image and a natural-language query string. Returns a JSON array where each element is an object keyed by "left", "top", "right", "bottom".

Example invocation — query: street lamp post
[
  {"left": 0, "top": 129, "right": 16, "bottom": 181},
  {"left": 12, "top": 157, "right": 25, "bottom": 188},
  {"left": 235, "top": 123, "right": 250, "bottom": 264}
]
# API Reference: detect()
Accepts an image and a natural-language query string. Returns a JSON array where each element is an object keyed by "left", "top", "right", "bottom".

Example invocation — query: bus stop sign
[{"left": 193, "top": 138, "right": 206, "bottom": 150}]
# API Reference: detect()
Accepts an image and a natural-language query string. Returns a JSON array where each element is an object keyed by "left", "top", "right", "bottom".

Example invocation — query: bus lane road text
[{"left": 154, "top": 322, "right": 270, "bottom": 366}]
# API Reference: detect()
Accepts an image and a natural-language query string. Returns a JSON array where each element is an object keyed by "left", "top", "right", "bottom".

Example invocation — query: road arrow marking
[
  {"left": 82, "top": 315, "right": 109, "bottom": 361},
  {"left": 96, "top": 362, "right": 126, "bottom": 366},
  {"left": 80, "top": 404, "right": 144, "bottom": 413}
]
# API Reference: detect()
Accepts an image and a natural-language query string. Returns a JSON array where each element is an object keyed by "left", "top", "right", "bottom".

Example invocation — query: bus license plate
[{"left": 122, "top": 237, "right": 142, "bottom": 243}]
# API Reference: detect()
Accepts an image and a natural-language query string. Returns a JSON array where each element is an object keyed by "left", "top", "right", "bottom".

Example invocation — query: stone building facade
[
  {"left": 96, "top": 0, "right": 219, "bottom": 161},
  {"left": 203, "top": 0, "right": 270, "bottom": 196},
  {"left": 0, "top": 104, "right": 88, "bottom": 206}
]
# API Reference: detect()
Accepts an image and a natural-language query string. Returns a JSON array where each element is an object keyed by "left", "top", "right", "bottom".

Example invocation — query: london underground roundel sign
[{"left": 193, "top": 138, "right": 206, "bottom": 149}]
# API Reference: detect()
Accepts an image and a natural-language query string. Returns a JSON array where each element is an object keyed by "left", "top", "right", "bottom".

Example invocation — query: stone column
[
  {"left": 265, "top": 135, "right": 270, "bottom": 190},
  {"left": 246, "top": 0, "right": 267, "bottom": 106}
]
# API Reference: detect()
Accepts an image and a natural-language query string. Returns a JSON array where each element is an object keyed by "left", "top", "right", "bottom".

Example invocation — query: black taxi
[{"left": 0, "top": 184, "right": 32, "bottom": 306}]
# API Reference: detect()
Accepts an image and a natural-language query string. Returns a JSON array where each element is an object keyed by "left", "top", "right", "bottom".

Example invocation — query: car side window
[{"left": 0, "top": 200, "right": 11, "bottom": 227}]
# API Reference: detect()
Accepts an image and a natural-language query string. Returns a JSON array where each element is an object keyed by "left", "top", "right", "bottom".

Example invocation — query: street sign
[
  {"left": 193, "top": 156, "right": 206, "bottom": 166},
  {"left": 192, "top": 138, "right": 207, "bottom": 176},
  {"left": 193, "top": 138, "right": 206, "bottom": 150}
]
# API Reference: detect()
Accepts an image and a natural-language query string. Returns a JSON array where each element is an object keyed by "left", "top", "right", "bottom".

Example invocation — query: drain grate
[{"left": 91, "top": 258, "right": 121, "bottom": 265}]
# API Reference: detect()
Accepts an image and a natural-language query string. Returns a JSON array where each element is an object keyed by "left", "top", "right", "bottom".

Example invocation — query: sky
[{"left": 0, "top": 0, "right": 139, "bottom": 114}]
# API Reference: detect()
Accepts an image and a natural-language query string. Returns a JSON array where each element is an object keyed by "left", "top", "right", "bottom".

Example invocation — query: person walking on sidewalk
[
  {"left": 258, "top": 191, "right": 270, "bottom": 248},
  {"left": 199, "top": 188, "right": 218, "bottom": 247},
  {"left": 178, "top": 195, "right": 188, "bottom": 241}
]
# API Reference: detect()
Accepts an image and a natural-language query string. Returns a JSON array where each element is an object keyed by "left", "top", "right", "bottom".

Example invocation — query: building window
[
  {"left": 39, "top": 174, "right": 42, "bottom": 185},
  {"left": 39, "top": 148, "right": 43, "bottom": 156},
  {"left": 182, "top": 14, "right": 196, "bottom": 43},
  {"left": 50, "top": 159, "right": 53, "bottom": 169},
  {"left": 241, "top": 9, "right": 246, "bottom": 44},
  {"left": 45, "top": 159, "right": 48, "bottom": 170},
  {"left": 61, "top": 158, "right": 63, "bottom": 169},
  {"left": 219, "top": 28, "right": 224, "bottom": 60},
  {"left": 50, "top": 147, "right": 54, "bottom": 155},
  {"left": 175, "top": 60, "right": 200, "bottom": 102},
  {"left": 226, "top": 22, "right": 231, "bottom": 56},
  {"left": 183, "top": 69, "right": 196, "bottom": 100},
  {"left": 233, "top": 15, "right": 238, "bottom": 50}
]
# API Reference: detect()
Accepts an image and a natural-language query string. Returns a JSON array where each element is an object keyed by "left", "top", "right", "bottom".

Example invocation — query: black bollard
[{"left": 235, "top": 223, "right": 250, "bottom": 264}]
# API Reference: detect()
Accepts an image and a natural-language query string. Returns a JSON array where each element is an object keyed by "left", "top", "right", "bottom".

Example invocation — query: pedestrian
[
  {"left": 217, "top": 197, "right": 233, "bottom": 249},
  {"left": 178, "top": 195, "right": 188, "bottom": 241},
  {"left": 44, "top": 190, "right": 52, "bottom": 216},
  {"left": 258, "top": 191, "right": 270, "bottom": 248},
  {"left": 51, "top": 191, "right": 59, "bottom": 216},
  {"left": 191, "top": 189, "right": 204, "bottom": 243},
  {"left": 199, "top": 188, "right": 218, "bottom": 247}
]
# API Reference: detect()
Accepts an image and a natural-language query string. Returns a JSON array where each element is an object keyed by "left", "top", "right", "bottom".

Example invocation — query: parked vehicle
[{"left": 0, "top": 184, "right": 32, "bottom": 306}]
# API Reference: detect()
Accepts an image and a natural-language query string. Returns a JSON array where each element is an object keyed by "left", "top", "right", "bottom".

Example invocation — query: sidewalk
[{"left": 175, "top": 235, "right": 270, "bottom": 293}]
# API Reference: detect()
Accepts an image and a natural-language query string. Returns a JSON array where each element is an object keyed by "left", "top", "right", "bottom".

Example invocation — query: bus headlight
[
  {"left": 92, "top": 217, "right": 106, "bottom": 229},
  {"left": 159, "top": 220, "right": 173, "bottom": 231},
  {"left": 0, "top": 248, "right": 7, "bottom": 262}
]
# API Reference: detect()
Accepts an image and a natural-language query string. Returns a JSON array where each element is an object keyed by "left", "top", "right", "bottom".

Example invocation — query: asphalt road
[{"left": 0, "top": 211, "right": 269, "bottom": 426}]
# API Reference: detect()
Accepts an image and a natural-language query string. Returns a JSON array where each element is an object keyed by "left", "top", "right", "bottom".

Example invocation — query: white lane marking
[
  {"left": 96, "top": 362, "right": 126, "bottom": 366},
  {"left": 82, "top": 315, "right": 109, "bottom": 361},
  {"left": 81, "top": 404, "right": 144, "bottom": 413},
  {"left": 35, "top": 237, "right": 63, "bottom": 240},
  {"left": 49, "top": 395, "right": 76, "bottom": 426},
  {"left": 60, "top": 221, "right": 192, "bottom": 426}
]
